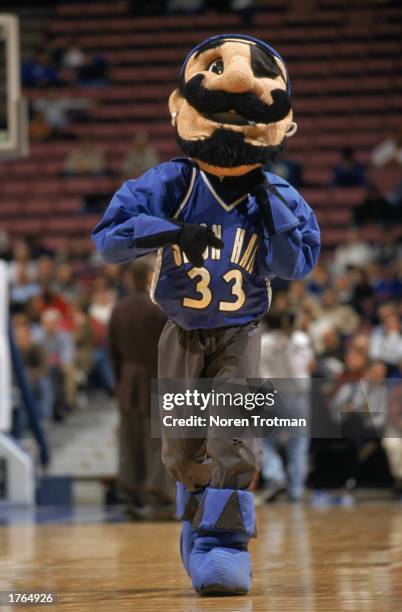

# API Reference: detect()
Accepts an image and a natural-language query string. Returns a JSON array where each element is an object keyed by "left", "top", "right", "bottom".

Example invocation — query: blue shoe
[
  {"left": 189, "top": 488, "right": 256, "bottom": 596},
  {"left": 176, "top": 482, "right": 204, "bottom": 575}
]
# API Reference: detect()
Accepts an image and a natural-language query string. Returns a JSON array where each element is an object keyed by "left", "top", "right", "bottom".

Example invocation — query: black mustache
[
  {"left": 176, "top": 128, "right": 286, "bottom": 168},
  {"left": 183, "top": 74, "right": 292, "bottom": 124}
]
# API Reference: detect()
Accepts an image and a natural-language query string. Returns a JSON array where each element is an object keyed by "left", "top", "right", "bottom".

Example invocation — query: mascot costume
[{"left": 93, "top": 34, "right": 320, "bottom": 596}]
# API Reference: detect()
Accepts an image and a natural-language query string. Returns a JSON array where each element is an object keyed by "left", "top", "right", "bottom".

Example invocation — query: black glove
[
  {"left": 253, "top": 183, "right": 276, "bottom": 236},
  {"left": 135, "top": 221, "right": 223, "bottom": 268},
  {"left": 177, "top": 222, "right": 224, "bottom": 267}
]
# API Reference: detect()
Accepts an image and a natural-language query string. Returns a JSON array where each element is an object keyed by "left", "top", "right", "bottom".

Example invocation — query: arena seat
[{"left": 3, "top": 1, "right": 399, "bottom": 249}]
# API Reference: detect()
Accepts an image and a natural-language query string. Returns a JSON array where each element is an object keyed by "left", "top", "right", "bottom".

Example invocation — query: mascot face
[{"left": 169, "top": 34, "right": 297, "bottom": 177}]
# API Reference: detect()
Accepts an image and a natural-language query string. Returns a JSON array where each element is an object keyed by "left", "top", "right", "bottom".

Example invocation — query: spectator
[
  {"left": 333, "top": 229, "right": 374, "bottom": 274},
  {"left": 53, "top": 263, "right": 81, "bottom": 304},
  {"left": 108, "top": 259, "right": 174, "bottom": 519},
  {"left": 77, "top": 53, "right": 108, "bottom": 86},
  {"left": 33, "top": 90, "right": 91, "bottom": 133},
  {"left": 353, "top": 184, "right": 391, "bottom": 227},
  {"left": 371, "top": 128, "right": 402, "bottom": 168},
  {"left": 34, "top": 309, "right": 76, "bottom": 419},
  {"left": 312, "top": 288, "right": 360, "bottom": 338},
  {"left": 369, "top": 313, "right": 402, "bottom": 376},
  {"left": 8, "top": 240, "right": 37, "bottom": 284},
  {"left": 21, "top": 50, "right": 60, "bottom": 88},
  {"left": 14, "top": 321, "right": 53, "bottom": 428},
  {"left": 260, "top": 312, "right": 314, "bottom": 502},
  {"left": 371, "top": 128, "right": 402, "bottom": 218},
  {"left": 329, "top": 360, "right": 388, "bottom": 489},
  {"left": 10, "top": 263, "right": 40, "bottom": 309},
  {"left": 88, "top": 278, "right": 116, "bottom": 392},
  {"left": 61, "top": 41, "right": 86, "bottom": 70},
  {"left": 382, "top": 380, "right": 402, "bottom": 495},
  {"left": 121, "top": 133, "right": 160, "bottom": 178},
  {"left": 64, "top": 141, "right": 106, "bottom": 176},
  {"left": 331, "top": 147, "right": 366, "bottom": 187},
  {"left": 264, "top": 158, "right": 303, "bottom": 188}
]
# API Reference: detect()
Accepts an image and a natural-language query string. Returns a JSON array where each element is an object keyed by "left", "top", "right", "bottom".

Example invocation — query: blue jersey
[{"left": 92, "top": 159, "right": 320, "bottom": 330}]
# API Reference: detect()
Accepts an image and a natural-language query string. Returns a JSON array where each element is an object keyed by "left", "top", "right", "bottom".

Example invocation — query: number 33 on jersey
[{"left": 92, "top": 159, "right": 320, "bottom": 331}]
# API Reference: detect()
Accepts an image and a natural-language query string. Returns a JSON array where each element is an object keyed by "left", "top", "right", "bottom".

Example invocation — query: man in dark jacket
[{"left": 108, "top": 258, "right": 174, "bottom": 519}]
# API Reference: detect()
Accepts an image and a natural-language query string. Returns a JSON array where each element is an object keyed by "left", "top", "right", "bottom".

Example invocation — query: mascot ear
[{"left": 169, "top": 89, "right": 183, "bottom": 127}]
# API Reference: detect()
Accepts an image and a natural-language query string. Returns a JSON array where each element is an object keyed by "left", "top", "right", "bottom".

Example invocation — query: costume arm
[
  {"left": 257, "top": 187, "right": 320, "bottom": 280},
  {"left": 91, "top": 166, "right": 182, "bottom": 264}
]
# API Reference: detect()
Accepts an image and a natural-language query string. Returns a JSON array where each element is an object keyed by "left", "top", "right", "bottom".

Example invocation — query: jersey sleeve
[
  {"left": 91, "top": 162, "right": 191, "bottom": 264},
  {"left": 257, "top": 185, "right": 321, "bottom": 280}
]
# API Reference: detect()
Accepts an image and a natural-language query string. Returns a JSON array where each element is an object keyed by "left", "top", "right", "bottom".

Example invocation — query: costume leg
[
  {"left": 205, "top": 322, "right": 262, "bottom": 489},
  {"left": 187, "top": 323, "right": 261, "bottom": 595},
  {"left": 158, "top": 319, "right": 211, "bottom": 491}
]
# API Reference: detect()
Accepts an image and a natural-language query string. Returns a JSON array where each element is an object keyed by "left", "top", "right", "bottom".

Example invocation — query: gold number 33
[{"left": 182, "top": 267, "right": 246, "bottom": 312}]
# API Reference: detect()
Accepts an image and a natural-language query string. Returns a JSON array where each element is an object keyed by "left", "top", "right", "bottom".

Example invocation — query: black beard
[{"left": 176, "top": 127, "right": 286, "bottom": 168}]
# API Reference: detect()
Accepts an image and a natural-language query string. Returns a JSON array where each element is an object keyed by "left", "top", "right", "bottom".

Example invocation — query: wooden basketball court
[{"left": 0, "top": 504, "right": 401, "bottom": 611}]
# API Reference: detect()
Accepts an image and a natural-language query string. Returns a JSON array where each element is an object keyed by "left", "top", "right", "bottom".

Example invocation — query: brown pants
[
  {"left": 158, "top": 320, "right": 262, "bottom": 491},
  {"left": 118, "top": 364, "right": 174, "bottom": 506}
]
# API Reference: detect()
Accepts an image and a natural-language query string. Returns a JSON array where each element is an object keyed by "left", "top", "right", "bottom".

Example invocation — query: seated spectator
[
  {"left": 77, "top": 53, "right": 108, "bottom": 86},
  {"left": 333, "top": 229, "right": 374, "bottom": 274},
  {"left": 8, "top": 240, "right": 37, "bottom": 284},
  {"left": 371, "top": 126, "right": 402, "bottom": 222},
  {"left": 64, "top": 141, "right": 106, "bottom": 176},
  {"left": 29, "top": 111, "right": 57, "bottom": 143},
  {"left": 33, "top": 90, "right": 91, "bottom": 133},
  {"left": 33, "top": 309, "right": 76, "bottom": 419},
  {"left": 264, "top": 158, "right": 303, "bottom": 188},
  {"left": 371, "top": 128, "right": 402, "bottom": 168},
  {"left": 53, "top": 263, "right": 81, "bottom": 303},
  {"left": 382, "top": 380, "right": 402, "bottom": 495},
  {"left": 329, "top": 360, "right": 388, "bottom": 489},
  {"left": 375, "top": 229, "right": 402, "bottom": 266},
  {"left": 88, "top": 279, "right": 116, "bottom": 392},
  {"left": 314, "top": 328, "right": 344, "bottom": 378},
  {"left": 10, "top": 263, "right": 40, "bottom": 309},
  {"left": 306, "top": 262, "right": 330, "bottom": 297},
  {"left": 61, "top": 41, "right": 86, "bottom": 70},
  {"left": 308, "top": 289, "right": 360, "bottom": 354},
  {"left": 121, "top": 133, "right": 160, "bottom": 178},
  {"left": 21, "top": 50, "right": 60, "bottom": 88},
  {"left": 14, "top": 321, "right": 53, "bottom": 428},
  {"left": 331, "top": 147, "right": 366, "bottom": 187},
  {"left": 70, "top": 305, "right": 94, "bottom": 388},
  {"left": 349, "top": 267, "right": 375, "bottom": 318},
  {"left": 369, "top": 313, "right": 402, "bottom": 377},
  {"left": 353, "top": 184, "right": 391, "bottom": 227}
]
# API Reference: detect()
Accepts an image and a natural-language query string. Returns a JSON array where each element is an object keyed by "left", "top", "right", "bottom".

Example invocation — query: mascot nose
[{"left": 214, "top": 56, "right": 263, "bottom": 96}]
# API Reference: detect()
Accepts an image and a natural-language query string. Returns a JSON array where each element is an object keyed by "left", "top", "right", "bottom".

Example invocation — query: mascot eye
[{"left": 208, "top": 59, "right": 224, "bottom": 74}]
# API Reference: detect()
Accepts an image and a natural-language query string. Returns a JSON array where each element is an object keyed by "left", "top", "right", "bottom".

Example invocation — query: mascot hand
[
  {"left": 253, "top": 183, "right": 276, "bottom": 237},
  {"left": 135, "top": 222, "right": 223, "bottom": 267},
  {"left": 177, "top": 223, "right": 224, "bottom": 267}
]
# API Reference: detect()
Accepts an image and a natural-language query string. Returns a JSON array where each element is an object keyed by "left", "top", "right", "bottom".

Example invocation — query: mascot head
[{"left": 169, "top": 34, "right": 297, "bottom": 177}]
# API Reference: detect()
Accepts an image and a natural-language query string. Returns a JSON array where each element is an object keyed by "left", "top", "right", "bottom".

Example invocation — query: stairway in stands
[{"left": 0, "top": 0, "right": 401, "bottom": 252}]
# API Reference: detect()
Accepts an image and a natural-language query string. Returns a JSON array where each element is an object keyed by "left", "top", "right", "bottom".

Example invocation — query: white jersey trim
[{"left": 173, "top": 167, "right": 197, "bottom": 219}]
